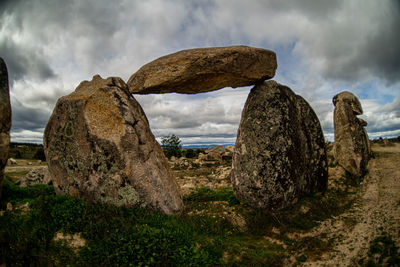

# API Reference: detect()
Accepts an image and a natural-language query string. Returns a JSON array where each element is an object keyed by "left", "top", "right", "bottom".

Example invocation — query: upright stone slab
[
  {"left": 0, "top": 58, "right": 11, "bottom": 198},
  {"left": 232, "top": 81, "right": 327, "bottom": 210},
  {"left": 128, "top": 46, "right": 277, "bottom": 94},
  {"left": 44, "top": 75, "right": 183, "bottom": 214},
  {"left": 333, "top": 91, "right": 370, "bottom": 178}
]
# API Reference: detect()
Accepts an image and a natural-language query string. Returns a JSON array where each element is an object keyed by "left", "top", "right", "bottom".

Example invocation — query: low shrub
[
  {"left": 184, "top": 149, "right": 196, "bottom": 159},
  {"left": 184, "top": 186, "right": 239, "bottom": 206},
  {"left": 363, "top": 234, "right": 400, "bottom": 266},
  {"left": 0, "top": 180, "right": 55, "bottom": 208}
]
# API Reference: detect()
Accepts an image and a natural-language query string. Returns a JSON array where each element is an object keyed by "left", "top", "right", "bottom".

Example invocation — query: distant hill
[{"left": 182, "top": 144, "right": 234, "bottom": 149}]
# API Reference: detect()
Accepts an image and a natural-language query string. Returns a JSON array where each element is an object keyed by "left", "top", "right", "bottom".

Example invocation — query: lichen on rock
[
  {"left": 128, "top": 46, "right": 277, "bottom": 94},
  {"left": 333, "top": 91, "right": 370, "bottom": 178},
  {"left": 44, "top": 75, "right": 183, "bottom": 214},
  {"left": 232, "top": 81, "right": 328, "bottom": 210}
]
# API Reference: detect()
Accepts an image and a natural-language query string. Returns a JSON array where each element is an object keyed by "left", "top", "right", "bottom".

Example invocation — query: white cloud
[
  {"left": 10, "top": 129, "right": 44, "bottom": 144},
  {"left": 1, "top": 0, "right": 399, "bottom": 145},
  {"left": 136, "top": 86, "right": 251, "bottom": 144},
  {"left": 361, "top": 98, "right": 400, "bottom": 136}
]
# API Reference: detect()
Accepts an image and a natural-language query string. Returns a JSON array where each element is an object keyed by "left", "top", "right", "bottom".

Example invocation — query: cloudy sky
[{"left": 1, "top": 0, "right": 399, "bottom": 146}]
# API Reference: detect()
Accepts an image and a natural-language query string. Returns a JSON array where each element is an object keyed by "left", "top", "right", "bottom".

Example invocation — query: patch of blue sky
[{"left": 355, "top": 79, "right": 396, "bottom": 105}]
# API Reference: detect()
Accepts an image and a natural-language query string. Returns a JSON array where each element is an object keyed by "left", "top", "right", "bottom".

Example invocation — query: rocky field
[{"left": 1, "top": 142, "right": 399, "bottom": 266}]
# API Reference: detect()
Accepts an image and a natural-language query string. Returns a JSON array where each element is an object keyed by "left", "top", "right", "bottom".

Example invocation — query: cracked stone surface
[{"left": 44, "top": 75, "right": 183, "bottom": 214}]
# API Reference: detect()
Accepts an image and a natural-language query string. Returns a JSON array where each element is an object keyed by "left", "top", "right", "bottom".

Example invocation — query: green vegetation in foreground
[
  {"left": 0, "top": 179, "right": 222, "bottom": 266},
  {"left": 1, "top": 169, "right": 359, "bottom": 266},
  {"left": 3, "top": 171, "right": 30, "bottom": 183}
]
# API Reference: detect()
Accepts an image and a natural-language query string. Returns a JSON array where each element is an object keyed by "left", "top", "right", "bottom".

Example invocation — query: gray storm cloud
[
  {"left": 10, "top": 97, "right": 49, "bottom": 133},
  {"left": 0, "top": 0, "right": 399, "bottom": 144}
]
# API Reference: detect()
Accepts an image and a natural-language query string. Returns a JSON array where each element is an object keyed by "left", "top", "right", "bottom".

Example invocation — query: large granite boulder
[
  {"left": 128, "top": 46, "right": 277, "bottom": 94},
  {"left": 0, "top": 58, "right": 11, "bottom": 197},
  {"left": 232, "top": 81, "right": 327, "bottom": 210},
  {"left": 333, "top": 91, "right": 370, "bottom": 177},
  {"left": 44, "top": 75, "right": 183, "bottom": 214}
]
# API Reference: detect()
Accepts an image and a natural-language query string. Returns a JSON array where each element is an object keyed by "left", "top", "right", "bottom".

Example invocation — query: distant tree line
[{"left": 9, "top": 143, "right": 46, "bottom": 161}]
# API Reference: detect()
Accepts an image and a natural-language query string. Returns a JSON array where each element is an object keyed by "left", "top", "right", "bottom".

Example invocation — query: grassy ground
[
  {"left": 5, "top": 158, "right": 46, "bottom": 183},
  {"left": 4, "top": 142, "right": 399, "bottom": 266},
  {"left": 0, "top": 165, "right": 359, "bottom": 266}
]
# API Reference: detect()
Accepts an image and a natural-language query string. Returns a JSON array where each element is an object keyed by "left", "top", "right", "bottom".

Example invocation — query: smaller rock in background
[
  {"left": 16, "top": 168, "right": 51, "bottom": 187},
  {"left": 333, "top": 91, "right": 370, "bottom": 178},
  {"left": 383, "top": 138, "right": 389, "bottom": 146}
]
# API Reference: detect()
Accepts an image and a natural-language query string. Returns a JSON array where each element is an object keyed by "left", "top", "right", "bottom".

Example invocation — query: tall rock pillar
[
  {"left": 333, "top": 91, "right": 370, "bottom": 177},
  {"left": 0, "top": 58, "right": 12, "bottom": 197}
]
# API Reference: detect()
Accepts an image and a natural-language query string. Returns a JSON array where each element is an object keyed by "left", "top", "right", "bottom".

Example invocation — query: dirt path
[{"left": 303, "top": 143, "right": 400, "bottom": 266}]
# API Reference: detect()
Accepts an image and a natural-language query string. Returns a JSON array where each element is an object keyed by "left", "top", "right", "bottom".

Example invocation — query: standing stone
[
  {"left": 333, "top": 91, "right": 370, "bottom": 177},
  {"left": 232, "top": 81, "right": 327, "bottom": 210},
  {"left": 0, "top": 58, "right": 11, "bottom": 198},
  {"left": 44, "top": 75, "right": 183, "bottom": 214},
  {"left": 128, "top": 46, "right": 277, "bottom": 94}
]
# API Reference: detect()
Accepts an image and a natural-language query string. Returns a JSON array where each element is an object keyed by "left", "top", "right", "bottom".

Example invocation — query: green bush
[
  {"left": 50, "top": 196, "right": 89, "bottom": 233},
  {"left": 365, "top": 234, "right": 400, "bottom": 266},
  {"left": 0, "top": 181, "right": 55, "bottom": 208},
  {"left": 80, "top": 224, "right": 201, "bottom": 266},
  {"left": 184, "top": 149, "right": 196, "bottom": 158},
  {"left": 184, "top": 186, "right": 239, "bottom": 206},
  {"left": 161, "top": 134, "right": 182, "bottom": 159}
]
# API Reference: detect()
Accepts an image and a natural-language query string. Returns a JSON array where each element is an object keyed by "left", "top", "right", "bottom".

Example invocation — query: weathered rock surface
[
  {"left": 44, "top": 75, "right": 183, "bottom": 214},
  {"left": 16, "top": 168, "right": 51, "bottom": 187},
  {"left": 205, "top": 146, "right": 227, "bottom": 154},
  {"left": 232, "top": 81, "right": 328, "bottom": 210},
  {"left": 128, "top": 46, "right": 277, "bottom": 94},
  {"left": 333, "top": 91, "right": 370, "bottom": 177},
  {"left": 0, "top": 58, "right": 11, "bottom": 197},
  {"left": 204, "top": 146, "right": 233, "bottom": 161}
]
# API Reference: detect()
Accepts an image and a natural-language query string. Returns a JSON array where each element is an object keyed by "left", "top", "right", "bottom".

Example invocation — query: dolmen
[
  {"left": 44, "top": 45, "right": 328, "bottom": 213},
  {"left": 333, "top": 91, "right": 370, "bottom": 178}
]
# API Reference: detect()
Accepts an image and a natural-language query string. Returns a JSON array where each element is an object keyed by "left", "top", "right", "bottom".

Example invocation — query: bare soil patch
[{"left": 298, "top": 143, "right": 400, "bottom": 266}]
